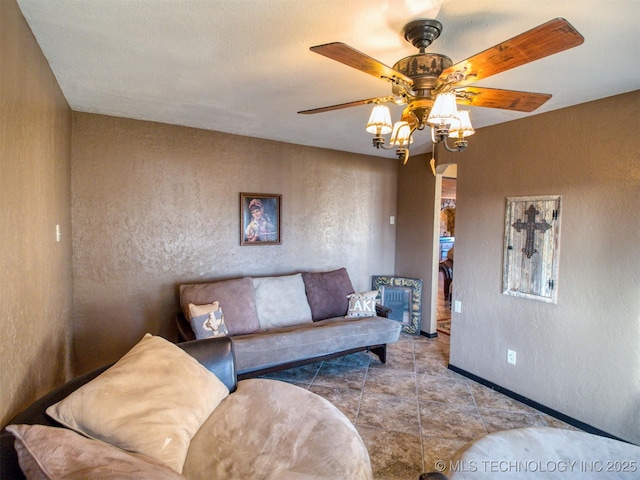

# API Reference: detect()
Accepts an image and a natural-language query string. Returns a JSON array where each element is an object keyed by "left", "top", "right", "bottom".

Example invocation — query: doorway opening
[{"left": 436, "top": 167, "right": 456, "bottom": 336}]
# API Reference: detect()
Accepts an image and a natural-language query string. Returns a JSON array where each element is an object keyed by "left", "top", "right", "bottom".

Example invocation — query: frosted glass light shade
[
  {"left": 389, "top": 121, "right": 413, "bottom": 146},
  {"left": 365, "top": 104, "right": 392, "bottom": 135},
  {"left": 427, "top": 92, "right": 458, "bottom": 125},
  {"left": 449, "top": 110, "right": 475, "bottom": 137}
]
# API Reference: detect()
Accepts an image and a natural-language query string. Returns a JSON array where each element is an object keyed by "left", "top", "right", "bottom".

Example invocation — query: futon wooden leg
[{"left": 369, "top": 345, "right": 387, "bottom": 363}]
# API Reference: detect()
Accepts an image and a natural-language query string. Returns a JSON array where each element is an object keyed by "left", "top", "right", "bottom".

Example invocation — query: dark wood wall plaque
[{"left": 503, "top": 195, "right": 561, "bottom": 303}]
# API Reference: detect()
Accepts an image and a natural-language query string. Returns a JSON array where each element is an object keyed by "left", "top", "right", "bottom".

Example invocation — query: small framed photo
[{"left": 240, "top": 193, "right": 281, "bottom": 245}]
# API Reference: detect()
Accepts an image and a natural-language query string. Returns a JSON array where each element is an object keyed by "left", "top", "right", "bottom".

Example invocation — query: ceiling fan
[{"left": 299, "top": 18, "right": 584, "bottom": 163}]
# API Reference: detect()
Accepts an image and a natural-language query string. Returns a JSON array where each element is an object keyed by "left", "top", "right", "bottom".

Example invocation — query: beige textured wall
[
  {"left": 448, "top": 91, "right": 640, "bottom": 443},
  {"left": 71, "top": 113, "right": 398, "bottom": 373},
  {"left": 1, "top": 0, "right": 73, "bottom": 426},
  {"left": 395, "top": 154, "right": 438, "bottom": 334}
]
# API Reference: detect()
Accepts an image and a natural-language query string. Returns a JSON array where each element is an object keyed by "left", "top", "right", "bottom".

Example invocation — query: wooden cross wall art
[{"left": 502, "top": 195, "right": 561, "bottom": 303}]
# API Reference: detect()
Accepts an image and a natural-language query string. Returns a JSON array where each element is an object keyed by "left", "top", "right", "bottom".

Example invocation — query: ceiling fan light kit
[
  {"left": 365, "top": 104, "right": 393, "bottom": 136},
  {"left": 299, "top": 17, "right": 584, "bottom": 167}
]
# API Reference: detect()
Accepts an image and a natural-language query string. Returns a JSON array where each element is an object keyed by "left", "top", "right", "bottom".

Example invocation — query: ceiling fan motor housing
[
  {"left": 398, "top": 19, "right": 451, "bottom": 92},
  {"left": 403, "top": 19, "right": 443, "bottom": 51},
  {"left": 393, "top": 53, "right": 453, "bottom": 90}
]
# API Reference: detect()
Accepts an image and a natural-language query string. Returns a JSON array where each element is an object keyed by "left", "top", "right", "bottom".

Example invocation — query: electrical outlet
[
  {"left": 507, "top": 349, "right": 517, "bottom": 365},
  {"left": 56, "top": 224, "right": 61, "bottom": 242}
]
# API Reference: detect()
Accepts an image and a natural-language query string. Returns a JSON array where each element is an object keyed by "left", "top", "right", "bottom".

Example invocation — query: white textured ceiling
[{"left": 16, "top": 0, "right": 640, "bottom": 158}]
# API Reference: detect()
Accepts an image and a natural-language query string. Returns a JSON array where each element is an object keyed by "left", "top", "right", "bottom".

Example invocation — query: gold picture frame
[{"left": 240, "top": 193, "right": 281, "bottom": 245}]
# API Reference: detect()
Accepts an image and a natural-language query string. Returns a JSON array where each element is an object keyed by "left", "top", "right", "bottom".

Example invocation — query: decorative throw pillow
[
  {"left": 6, "top": 424, "right": 186, "bottom": 480},
  {"left": 302, "top": 268, "right": 355, "bottom": 321},
  {"left": 46, "top": 334, "right": 229, "bottom": 473},
  {"left": 252, "top": 274, "right": 313, "bottom": 329},
  {"left": 179, "top": 277, "right": 261, "bottom": 335},
  {"left": 188, "top": 302, "right": 229, "bottom": 339},
  {"left": 345, "top": 291, "right": 378, "bottom": 318}
]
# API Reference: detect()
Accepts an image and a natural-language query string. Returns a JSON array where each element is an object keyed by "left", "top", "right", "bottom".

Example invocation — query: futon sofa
[
  {"left": 176, "top": 268, "right": 403, "bottom": 378},
  {"left": 1, "top": 334, "right": 373, "bottom": 479}
]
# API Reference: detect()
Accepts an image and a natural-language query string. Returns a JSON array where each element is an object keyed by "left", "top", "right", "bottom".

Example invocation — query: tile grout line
[
  {"left": 412, "top": 335, "right": 428, "bottom": 474},
  {"left": 308, "top": 360, "right": 322, "bottom": 388},
  {"left": 353, "top": 355, "right": 371, "bottom": 427}
]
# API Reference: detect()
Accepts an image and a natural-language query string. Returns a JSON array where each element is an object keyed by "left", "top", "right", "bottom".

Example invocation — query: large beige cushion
[
  {"left": 183, "top": 379, "right": 373, "bottom": 479},
  {"left": 253, "top": 274, "right": 313, "bottom": 329},
  {"left": 46, "top": 334, "right": 229, "bottom": 473},
  {"left": 6, "top": 424, "right": 185, "bottom": 480}
]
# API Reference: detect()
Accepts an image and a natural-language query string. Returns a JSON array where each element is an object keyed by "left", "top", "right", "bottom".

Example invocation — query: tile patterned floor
[{"left": 262, "top": 333, "right": 576, "bottom": 480}]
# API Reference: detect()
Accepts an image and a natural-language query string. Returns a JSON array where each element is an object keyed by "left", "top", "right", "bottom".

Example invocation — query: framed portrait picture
[
  {"left": 240, "top": 193, "right": 281, "bottom": 245},
  {"left": 371, "top": 275, "right": 423, "bottom": 334}
]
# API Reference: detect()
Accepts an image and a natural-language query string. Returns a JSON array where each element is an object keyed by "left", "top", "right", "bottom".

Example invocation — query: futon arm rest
[
  {"left": 176, "top": 312, "right": 196, "bottom": 342},
  {"left": 376, "top": 304, "right": 391, "bottom": 318}
]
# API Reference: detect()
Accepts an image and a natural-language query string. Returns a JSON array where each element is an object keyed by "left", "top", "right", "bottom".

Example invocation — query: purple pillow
[
  {"left": 180, "top": 277, "right": 260, "bottom": 335},
  {"left": 302, "top": 268, "right": 355, "bottom": 321}
]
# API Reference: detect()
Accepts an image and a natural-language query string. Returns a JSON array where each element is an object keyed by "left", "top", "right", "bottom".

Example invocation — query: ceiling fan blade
[
  {"left": 455, "top": 87, "right": 552, "bottom": 112},
  {"left": 298, "top": 96, "right": 395, "bottom": 114},
  {"left": 441, "top": 18, "right": 584, "bottom": 87},
  {"left": 310, "top": 42, "right": 413, "bottom": 86}
]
